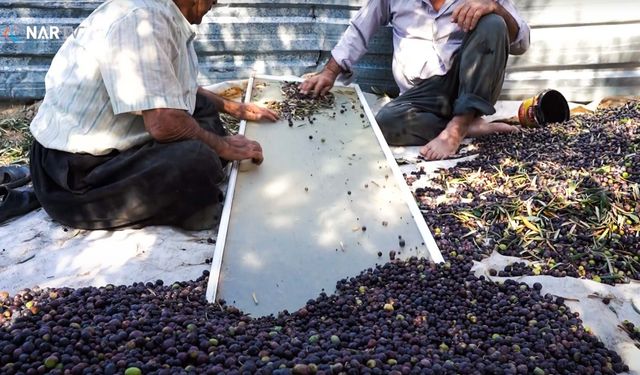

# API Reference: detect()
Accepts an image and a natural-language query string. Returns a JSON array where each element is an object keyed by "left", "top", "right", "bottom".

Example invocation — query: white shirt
[
  {"left": 30, "top": 0, "right": 199, "bottom": 155},
  {"left": 332, "top": 0, "right": 530, "bottom": 94}
]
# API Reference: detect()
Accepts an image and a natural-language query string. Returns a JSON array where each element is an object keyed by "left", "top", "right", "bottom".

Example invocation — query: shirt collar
[
  {"left": 423, "top": 0, "right": 458, "bottom": 16},
  {"left": 165, "top": 0, "right": 196, "bottom": 42}
]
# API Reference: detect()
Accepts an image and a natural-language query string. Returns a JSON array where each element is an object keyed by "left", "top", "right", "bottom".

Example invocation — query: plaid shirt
[{"left": 31, "top": 0, "right": 199, "bottom": 155}]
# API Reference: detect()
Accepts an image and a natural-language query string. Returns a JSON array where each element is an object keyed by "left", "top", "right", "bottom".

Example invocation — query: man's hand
[
  {"left": 218, "top": 135, "right": 264, "bottom": 164},
  {"left": 234, "top": 103, "right": 279, "bottom": 122},
  {"left": 299, "top": 70, "right": 338, "bottom": 98},
  {"left": 299, "top": 57, "right": 343, "bottom": 98},
  {"left": 452, "top": 0, "right": 498, "bottom": 32},
  {"left": 197, "top": 87, "right": 278, "bottom": 123}
]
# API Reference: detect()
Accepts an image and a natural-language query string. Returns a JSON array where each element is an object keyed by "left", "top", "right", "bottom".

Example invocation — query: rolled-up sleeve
[
  {"left": 498, "top": 0, "right": 530, "bottom": 55},
  {"left": 331, "top": 0, "right": 391, "bottom": 74},
  {"left": 97, "top": 8, "right": 188, "bottom": 115}
]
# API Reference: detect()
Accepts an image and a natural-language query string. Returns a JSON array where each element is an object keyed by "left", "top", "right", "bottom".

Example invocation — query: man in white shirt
[
  {"left": 301, "top": 0, "right": 530, "bottom": 160},
  {"left": 29, "top": 0, "right": 277, "bottom": 230}
]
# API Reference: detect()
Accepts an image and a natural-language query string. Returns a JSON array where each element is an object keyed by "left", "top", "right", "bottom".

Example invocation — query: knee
[
  {"left": 171, "top": 140, "right": 225, "bottom": 180},
  {"left": 375, "top": 105, "right": 395, "bottom": 131},
  {"left": 194, "top": 92, "right": 221, "bottom": 120},
  {"left": 375, "top": 106, "right": 402, "bottom": 140},
  {"left": 475, "top": 14, "right": 507, "bottom": 37},
  {"left": 375, "top": 105, "right": 412, "bottom": 146}
]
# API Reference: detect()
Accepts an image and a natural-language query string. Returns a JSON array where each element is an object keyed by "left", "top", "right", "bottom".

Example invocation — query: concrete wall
[{"left": 0, "top": 0, "right": 638, "bottom": 102}]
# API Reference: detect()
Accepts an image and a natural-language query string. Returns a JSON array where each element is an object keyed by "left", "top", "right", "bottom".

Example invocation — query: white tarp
[{"left": 0, "top": 209, "right": 215, "bottom": 292}]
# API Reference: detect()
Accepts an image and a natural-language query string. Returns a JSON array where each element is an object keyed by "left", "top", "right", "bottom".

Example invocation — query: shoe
[
  {"left": 0, "top": 186, "right": 41, "bottom": 224},
  {"left": 0, "top": 165, "right": 31, "bottom": 189}
]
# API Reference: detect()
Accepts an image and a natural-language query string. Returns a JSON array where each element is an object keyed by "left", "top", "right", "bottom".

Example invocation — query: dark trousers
[
  {"left": 30, "top": 93, "right": 228, "bottom": 231},
  {"left": 375, "top": 14, "right": 510, "bottom": 145}
]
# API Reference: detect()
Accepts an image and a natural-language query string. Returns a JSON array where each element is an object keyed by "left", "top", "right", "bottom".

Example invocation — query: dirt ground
[{"left": 0, "top": 101, "right": 39, "bottom": 165}]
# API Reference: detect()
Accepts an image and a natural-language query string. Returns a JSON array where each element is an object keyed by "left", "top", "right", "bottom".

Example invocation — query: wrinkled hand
[
  {"left": 299, "top": 70, "right": 337, "bottom": 98},
  {"left": 237, "top": 103, "right": 279, "bottom": 122},
  {"left": 452, "top": 0, "right": 497, "bottom": 32},
  {"left": 218, "top": 135, "right": 264, "bottom": 164}
]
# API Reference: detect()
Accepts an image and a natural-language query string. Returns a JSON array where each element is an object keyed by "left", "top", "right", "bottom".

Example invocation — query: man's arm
[
  {"left": 197, "top": 87, "right": 278, "bottom": 122},
  {"left": 492, "top": 3, "right": 519, "bottom": 42},
  {"left": 496, "top": 0, "right": 530, "bottom": 55},
  {"left": 142, "top": 108, "right": 264, "bottom": 163},
  {"left": 300, "top": 0, "right": 391, "bottom": 97}
]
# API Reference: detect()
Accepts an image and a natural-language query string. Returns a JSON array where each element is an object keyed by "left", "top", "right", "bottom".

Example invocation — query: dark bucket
[{"left": 518, "top": 89, "right": 570, "bottom": 127}]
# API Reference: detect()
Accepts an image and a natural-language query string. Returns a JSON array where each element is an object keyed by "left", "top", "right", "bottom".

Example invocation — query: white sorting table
[{"left": 206, "top": 76, "right": 443, "bottom": 316}]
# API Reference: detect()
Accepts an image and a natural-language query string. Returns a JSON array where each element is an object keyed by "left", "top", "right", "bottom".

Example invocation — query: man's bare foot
[
  {"left": 466, "top": 118, "right": 520, "bottom": 137},
  {"left": 419, "top": 117, "right": 520, "bottom": 161},
  {"left": 420, "top": 130, "right": 463, "bottom": 160},
  {"left": 420, "top": 113, "right": 474, "bottom": 160}
]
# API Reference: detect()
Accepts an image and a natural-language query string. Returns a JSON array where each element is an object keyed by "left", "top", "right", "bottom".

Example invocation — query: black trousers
[
  {"left": 375, "top": 14, "right": 510, "bottom": 145},
  {"left": 30, "top": 93, "right": 228, "bottom": 231}
]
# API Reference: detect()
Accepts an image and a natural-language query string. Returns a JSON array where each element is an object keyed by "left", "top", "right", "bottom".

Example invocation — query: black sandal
[
  {"left": 0, "top": 165, "right": 31, "bottom": 189},
  {"left": 0, "top": 186, "right": 41, "bottom": 224}
]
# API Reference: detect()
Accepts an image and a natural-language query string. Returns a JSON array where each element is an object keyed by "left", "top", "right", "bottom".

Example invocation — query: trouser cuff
[{"left": 453, "top": 93, "right": 496, "bottom": 117}]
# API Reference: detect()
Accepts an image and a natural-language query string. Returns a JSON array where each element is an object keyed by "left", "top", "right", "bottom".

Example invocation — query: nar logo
[
  {"left": 1, "top": 25, "right": 85, "bottom": 43},
  {"left": 26, "top": 26, "right": 61, "bottom": 40}
]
